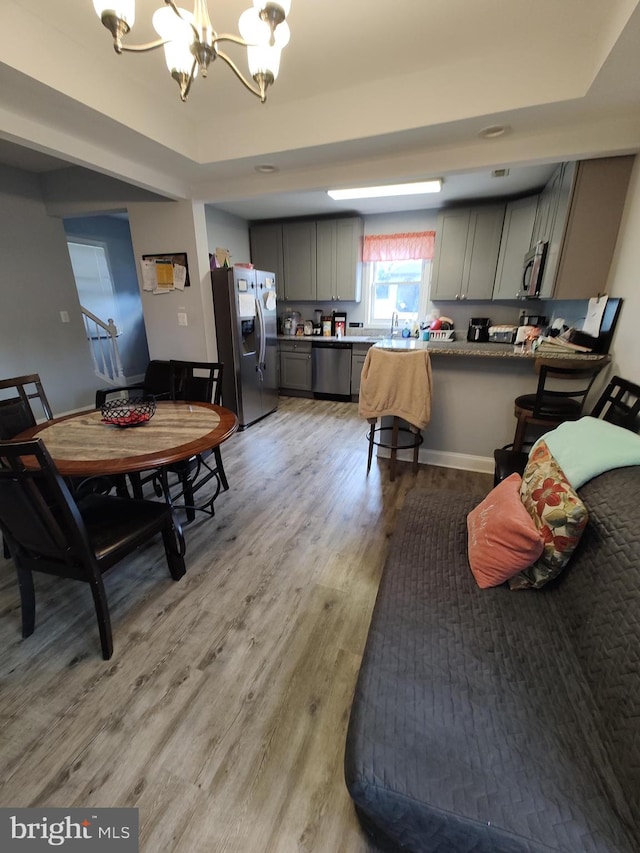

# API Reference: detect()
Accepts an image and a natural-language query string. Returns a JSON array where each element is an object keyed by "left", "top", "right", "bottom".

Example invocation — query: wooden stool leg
[
  {"left": 366, "top": 418, "right": 376, "bottom": 474},
  {"left": 390, "top": 417, "right": 399, "bottom": 482},
  {"left": 513, "top": 410, "right": 529, "bottom": 453},
  {"left": 411, "top": 425, "right": 420, "bottom": 474}
]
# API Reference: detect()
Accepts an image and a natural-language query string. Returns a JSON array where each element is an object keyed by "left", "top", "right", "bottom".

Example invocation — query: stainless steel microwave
[{"left": 522, "top": 240, "right": 548, "bottom": 297}]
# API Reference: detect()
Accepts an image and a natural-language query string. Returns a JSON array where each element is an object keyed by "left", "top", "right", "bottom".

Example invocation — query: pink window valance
[{"left": 362, "top": 231, "right": 436, "bottom": 262}]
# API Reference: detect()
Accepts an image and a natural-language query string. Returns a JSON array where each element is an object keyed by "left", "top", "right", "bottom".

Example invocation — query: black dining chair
[
  {"left": 0, "top": 373, "right": 53, "bottom": 439},
  {"left": 159, "top": 360, "right": 228, "bottom": 522},
  {"left": 0, "top": 374, "right": 54, "bottom": 558},
  {"left": 0, "top": 437, "right": 186, "bottom": 660},
  {"left": 494, "top": 374, "right": 640, "bottom": 484},
  {"left": 95, "top": 359, "right": 172, "bottom": 409}
]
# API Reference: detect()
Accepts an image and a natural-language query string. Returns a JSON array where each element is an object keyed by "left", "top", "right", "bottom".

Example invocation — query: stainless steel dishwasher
[{"left": 312, "top": 341, "right": 352, "bottom": 398}]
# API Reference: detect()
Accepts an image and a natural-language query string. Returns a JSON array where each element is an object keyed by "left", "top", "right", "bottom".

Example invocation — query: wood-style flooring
[{"left": 0, "top": 396, "right": 492, "bottom": 852}]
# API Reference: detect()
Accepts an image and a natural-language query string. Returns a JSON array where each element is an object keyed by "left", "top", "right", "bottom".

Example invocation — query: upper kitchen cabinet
[
  {"left": 249, "top": 223, "right": 285, "bottom": 298},
  {"left": 530, "top": 163, "right": 567, "bottom": 248},
  {"left": 316, "top": 217, "right": 364, "bottom": 302},
  {"left": 283, "top": 221, "right": 317, "bottom": 301},
  {"left": 492, "top": 195, "right": 538, "bottom": 300},
  {"left": 431, "top": 204, "right": 505, "bottom": 300},
  {"left": 537, "top": 156, "right": 634, "bottom": 300}
]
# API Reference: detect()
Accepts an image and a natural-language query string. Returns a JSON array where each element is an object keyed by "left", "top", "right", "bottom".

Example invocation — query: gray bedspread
[{"left": 345, "top": 467, "right": 640, "bottom": 852}]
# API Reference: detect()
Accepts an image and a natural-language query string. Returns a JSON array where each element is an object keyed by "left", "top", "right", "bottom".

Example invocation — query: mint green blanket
[{"left": 532, "top": 417, "right": 640, "bottom": 488}]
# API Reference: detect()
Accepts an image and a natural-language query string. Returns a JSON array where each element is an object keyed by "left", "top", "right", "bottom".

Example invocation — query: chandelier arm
[
  {"left": 216, "top": 50, "right": 266, "bottom": 102},
  {"left": 213, "top": 34, "right": 252, "bottom": 48},
  {"left": 182, "top": 58, "right": 198, "bottom": 101},
  {"left": 119, "top": 38, "right": 168, "bottom": 53}
]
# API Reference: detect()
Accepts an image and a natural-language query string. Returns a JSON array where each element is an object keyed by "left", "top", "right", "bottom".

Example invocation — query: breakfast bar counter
[{"left": 372, "top": 338, "right": 607, "bottom": 360}]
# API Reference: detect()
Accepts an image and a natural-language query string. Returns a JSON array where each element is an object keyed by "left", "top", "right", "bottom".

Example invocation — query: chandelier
[{"left": 93, "top": 1, "right": 292, "bottom": 103}]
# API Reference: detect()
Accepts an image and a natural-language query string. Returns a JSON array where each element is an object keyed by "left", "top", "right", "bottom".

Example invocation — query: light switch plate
[
  {"left": 178, "top": 312, "right": 188, "bottom": 326},
  {"left": 60, "top": 310, "right": 70, "bottom": 323}
]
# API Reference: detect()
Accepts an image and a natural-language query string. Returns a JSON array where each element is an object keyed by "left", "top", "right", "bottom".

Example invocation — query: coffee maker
[
  {"left": 467, "top": 317, "right": 491, "bottom": 342},
  {"left": 332, "top": 310, "right": 347, "bottom": 338}
]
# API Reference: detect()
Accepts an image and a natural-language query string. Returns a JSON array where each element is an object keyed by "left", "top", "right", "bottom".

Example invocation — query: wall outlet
[
  {"left": 178, "top": 312, "right": 188, "bottom": 326},
  {"left": 60, "top": 310, "right": 70, "bottom": 323}
]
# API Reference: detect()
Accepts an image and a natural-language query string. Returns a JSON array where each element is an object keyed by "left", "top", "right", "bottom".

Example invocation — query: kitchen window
[
  {"left": 362, "top": 231, "right": 435, "bottom": 329},
  {"left": 365, "top": 259, "right": 431, "bottom": 327}
]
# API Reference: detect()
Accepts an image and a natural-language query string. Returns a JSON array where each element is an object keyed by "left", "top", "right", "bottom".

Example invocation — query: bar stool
[
  {"left": 510, "top": 355, "right": 610, "bottom": 453},
  {"left": 358, "top": 347, "right": 433, "bottom": 481}
]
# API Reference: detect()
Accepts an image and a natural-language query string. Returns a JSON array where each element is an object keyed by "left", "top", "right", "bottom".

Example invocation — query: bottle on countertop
[{"left": 402, "top": 321, "right": 411, "bottom": 338}]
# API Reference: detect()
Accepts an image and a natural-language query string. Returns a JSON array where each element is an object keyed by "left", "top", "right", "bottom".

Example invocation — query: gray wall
[
  {"left": 63, "top": 215, "right": 150, "bottom": 379},
  {"left": 0, "top": 164, "right": 98, "bottom": 415}
]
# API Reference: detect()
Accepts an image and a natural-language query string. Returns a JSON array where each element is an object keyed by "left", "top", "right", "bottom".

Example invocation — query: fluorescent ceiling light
[{"left": 327, "top": 180, "right": 442, "bottom": 200}]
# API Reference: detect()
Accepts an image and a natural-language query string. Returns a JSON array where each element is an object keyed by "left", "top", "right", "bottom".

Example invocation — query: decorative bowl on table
[{"left": 101, "top": 397, "right": 156, "bottom": 427}]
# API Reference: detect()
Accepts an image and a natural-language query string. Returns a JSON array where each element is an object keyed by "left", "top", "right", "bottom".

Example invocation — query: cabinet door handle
[{"left": 455, "top": 294, "right": 460, "bottom": 300}]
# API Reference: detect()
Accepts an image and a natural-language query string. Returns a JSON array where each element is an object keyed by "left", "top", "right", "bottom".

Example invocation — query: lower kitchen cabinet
[
  {"left": 279, "top": 340, "right": 312, "bottom": 392},
  {"left": 351, "top": 344, "right": 372, "bottom": 396}
]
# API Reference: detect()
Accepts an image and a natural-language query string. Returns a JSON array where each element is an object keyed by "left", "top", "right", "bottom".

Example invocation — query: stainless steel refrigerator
[{"left": 211, "top": 267, "right": 278, "bottom": 429}]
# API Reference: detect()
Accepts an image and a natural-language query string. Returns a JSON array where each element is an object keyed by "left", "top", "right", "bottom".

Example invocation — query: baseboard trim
[{"left": 377, "top": 446, "right": 494, "bottom": 475}]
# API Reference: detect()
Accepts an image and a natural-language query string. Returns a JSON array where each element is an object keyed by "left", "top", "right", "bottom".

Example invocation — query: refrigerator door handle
[{"left": 256, "top": 294, "right": 267, "bottom": 370}]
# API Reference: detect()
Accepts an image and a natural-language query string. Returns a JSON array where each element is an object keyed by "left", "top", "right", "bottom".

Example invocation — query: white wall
[
  {"left": 0, "top": 165, "right": 99, "bottom": 414},
  {"left": 606, "top": 157, "right": 640, "bottom": 380}
]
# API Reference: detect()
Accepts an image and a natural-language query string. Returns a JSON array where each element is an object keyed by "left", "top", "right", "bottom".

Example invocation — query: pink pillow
[{"left": 467, "top": 474, "right": 545, "bottom": 588}]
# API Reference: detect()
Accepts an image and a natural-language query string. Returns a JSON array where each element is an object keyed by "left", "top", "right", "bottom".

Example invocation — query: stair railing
[{"left": 80, "top": 306, "right": 125, "bottom": 386}]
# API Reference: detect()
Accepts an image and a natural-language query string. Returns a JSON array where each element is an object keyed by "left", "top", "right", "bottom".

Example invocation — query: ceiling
[{"left": 2, "top": 0, "right": 640, "bottom": 220}]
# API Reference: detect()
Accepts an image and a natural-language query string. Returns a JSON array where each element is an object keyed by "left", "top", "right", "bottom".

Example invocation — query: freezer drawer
[{"left": 312, "top": 343, "right": 352, "bottom": 396}]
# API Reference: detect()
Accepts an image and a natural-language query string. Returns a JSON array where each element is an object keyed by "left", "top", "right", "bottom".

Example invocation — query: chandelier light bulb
[
  {"left": 248, "top": 43, "right": 282, "bottom": 80},
  {"left": 93, "top": 1, "right": 135, "bottom": 27},
  {"left": 152, "top": 7, "right": 195, "bottom": 40},
  {"left": 240, "top": 9, "right": 290, "bottom": 47},
  {"left": 238, "top": 8, "right": 271, "bottom": 45},
  {"left": 254, "top": 0, "right": 292, "bottom": 17},
  {"left": 163, "top": 38, "right": 198, "bottom": 77}
]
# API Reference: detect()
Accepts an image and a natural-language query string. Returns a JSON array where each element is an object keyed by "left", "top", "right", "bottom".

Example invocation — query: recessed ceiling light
[
  {"left": 478, "top": 125, "right": 508, "bottom": 139},
  {"left": 327, "top": 179, "right": 442, "bottom": 200},
  {"left": 255, "top": 164, "right": 278, "bottom": 173}
]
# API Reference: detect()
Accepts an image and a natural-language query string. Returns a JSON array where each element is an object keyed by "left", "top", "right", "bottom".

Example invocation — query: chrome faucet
[{"left": 390, "top": 311, "right": 399, "bottom": 337}]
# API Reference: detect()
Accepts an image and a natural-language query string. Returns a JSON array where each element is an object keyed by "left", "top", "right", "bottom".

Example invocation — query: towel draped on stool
[{"left": 358, "top": 347, "right": 433, "bottom": 430}]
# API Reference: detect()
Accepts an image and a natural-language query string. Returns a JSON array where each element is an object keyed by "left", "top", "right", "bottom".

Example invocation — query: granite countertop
[
  {"left": 278, "top": 334, "right": 605, "bottom": 360},
  {"left": 372, "top": 338, "right": 607, "bottom": 360}
]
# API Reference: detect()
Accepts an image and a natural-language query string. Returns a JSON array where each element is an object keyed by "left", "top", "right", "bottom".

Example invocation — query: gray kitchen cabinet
[
  {"left": 249, "top": 223, "right": 285, "bottom": 298},
  {"left": 493, "top": 195, "right": 538, "bottom": 300},
  {"left": 530, "top": 163, "right": 566, "bottom": 248},
  {"left": 432, "top": 204, "right": 505, "bottom": 300},
  {"left": 302, "top": 216, "right": 364, "bottom": 302},
  {"left": 283, "top": 221, "right": 317, "bottom": 301},
  {"left": 537, "top": 156, "right": 634, "bottom": 300},
  {"left": 350, "top": 343, "right": 372, "bottom": 395},
  {"left": 279, "top": 340, "right": 312, "bottom": 391}
]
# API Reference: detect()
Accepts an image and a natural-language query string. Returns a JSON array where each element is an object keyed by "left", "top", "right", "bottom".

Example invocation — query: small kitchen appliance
[
  {"left": 488, "top": 325, "right": 517, "bottom": 343},
  {"left": 332, "top": 310, "right": 347, "bottom": 338},
  {"left": 467, "top": 318, "right": 491, "bottom": 342}
]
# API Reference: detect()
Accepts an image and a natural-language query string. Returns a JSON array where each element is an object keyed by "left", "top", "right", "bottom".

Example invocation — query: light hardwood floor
[{"left": 0, "top": 397, "right": 492, "bottom": 852}]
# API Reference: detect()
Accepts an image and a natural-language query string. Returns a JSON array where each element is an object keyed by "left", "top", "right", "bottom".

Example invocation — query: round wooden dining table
[{"left": 17, "top": 400, "right": 238, "bottom": 477}]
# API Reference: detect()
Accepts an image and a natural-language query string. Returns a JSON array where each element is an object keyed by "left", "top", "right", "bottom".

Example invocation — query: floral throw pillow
[{"left": 509, "top": 440, "right": 589, "bottom": 590}]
